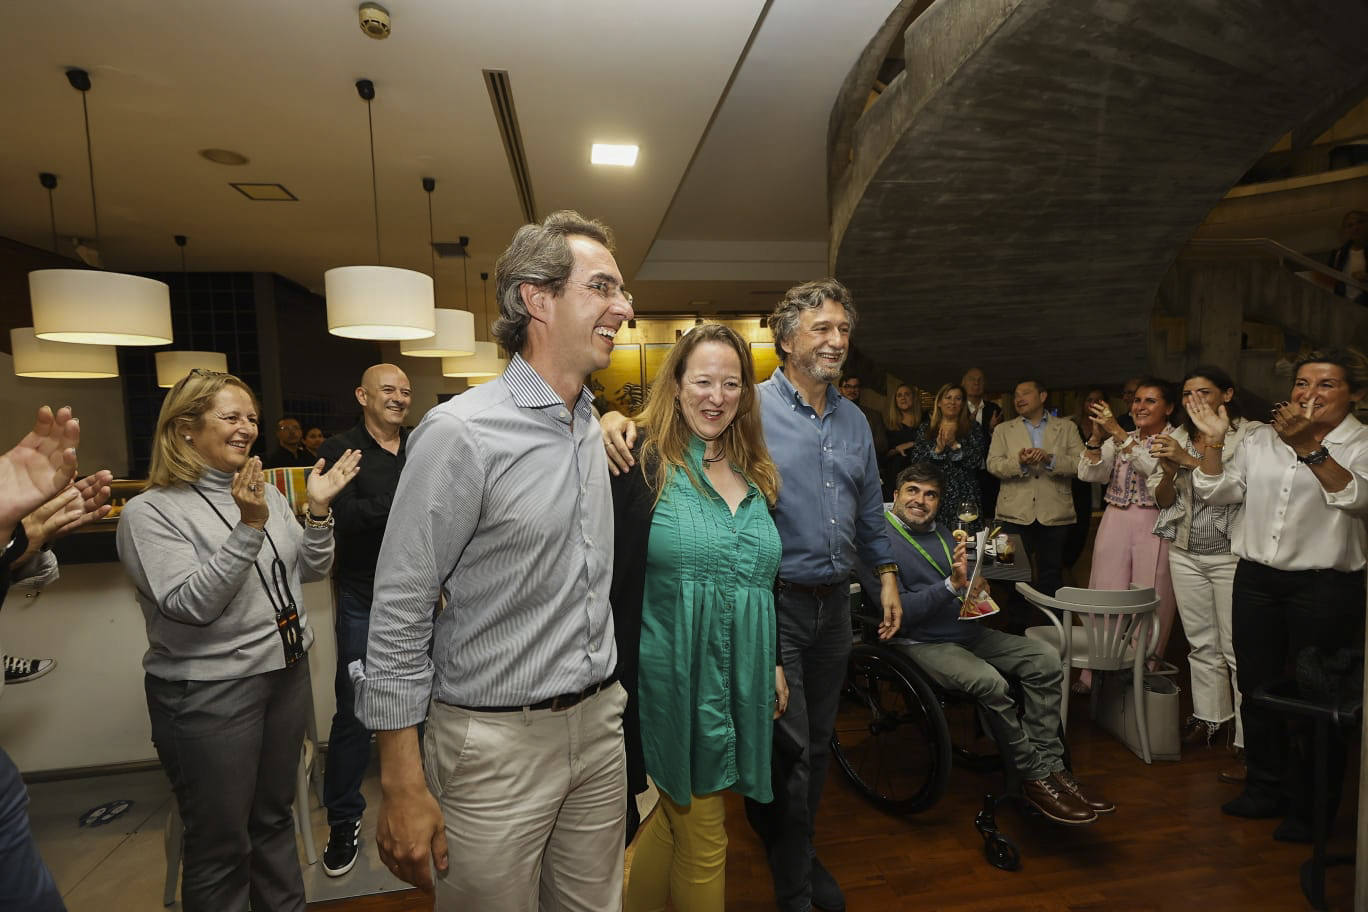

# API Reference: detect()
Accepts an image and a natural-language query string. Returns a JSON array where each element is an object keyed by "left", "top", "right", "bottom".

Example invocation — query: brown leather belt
[
  {"left": 462, "top": 673, "right": 618, "bottom": 713},
  {"left": 775, "top": 578, "right": 840, "bottom": 598}
]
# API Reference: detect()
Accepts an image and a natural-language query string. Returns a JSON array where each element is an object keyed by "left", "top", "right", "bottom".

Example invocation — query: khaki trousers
[{"left": 424, "top": 682, "right": 628, "bottom": 912}]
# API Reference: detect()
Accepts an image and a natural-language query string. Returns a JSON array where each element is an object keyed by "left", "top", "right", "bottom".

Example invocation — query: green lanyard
[{"left": 885, "top": 511, "right": 952, "bottom": 577}]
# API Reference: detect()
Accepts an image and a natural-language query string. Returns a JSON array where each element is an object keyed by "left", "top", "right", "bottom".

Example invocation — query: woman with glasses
[
  {"left": 611, "top": 324, "right": 784, "bottom": 912},
  {"left": 117, "top": 370, "right": 360, "bottom": 912},
  {"left": 906, "top": 383, "right": 987, "bottom": 532}
]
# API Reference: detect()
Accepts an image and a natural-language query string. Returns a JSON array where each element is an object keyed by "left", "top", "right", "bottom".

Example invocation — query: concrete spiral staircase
[{"left": 828, "top": 0, "right": 1368, "bottom": 389}]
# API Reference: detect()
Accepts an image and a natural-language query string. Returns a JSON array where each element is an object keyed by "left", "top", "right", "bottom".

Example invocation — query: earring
[{"left": 184, "top": 436, "right": 193, "bottom": 442}]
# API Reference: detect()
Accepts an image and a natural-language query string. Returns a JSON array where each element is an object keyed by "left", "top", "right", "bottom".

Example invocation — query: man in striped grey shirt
[{"left": 356, "top": 211, "right": 635, "bottom": 910}]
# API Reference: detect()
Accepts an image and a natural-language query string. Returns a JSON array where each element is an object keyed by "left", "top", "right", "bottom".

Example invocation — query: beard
[{"left": 791, "top": 346, "right": 845, "bottom": 384}]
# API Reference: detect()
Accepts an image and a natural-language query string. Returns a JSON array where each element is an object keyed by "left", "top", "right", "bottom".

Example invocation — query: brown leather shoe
[
  {"left": 1052, "top": 769, "right": 1116, "bottom": 814},
  {"left": 1024, "top": 777, "right": 1097, "bottom": 825},
  {"left": 1181, "top": 716, "right": 1227, "bottom": 747}
]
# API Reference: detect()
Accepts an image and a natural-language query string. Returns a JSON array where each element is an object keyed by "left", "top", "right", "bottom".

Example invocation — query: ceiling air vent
[{"left": 483, "top": 70, "right": 537, "bottom": 223}]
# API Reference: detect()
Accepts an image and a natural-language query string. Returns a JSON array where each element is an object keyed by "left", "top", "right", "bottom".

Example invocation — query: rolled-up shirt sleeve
[
  {"left": 1322, "top": 455, "right": 1368, "bottom": 515},
  {"left": 358, "top": 410, "right": 483, "bottom": 730}
]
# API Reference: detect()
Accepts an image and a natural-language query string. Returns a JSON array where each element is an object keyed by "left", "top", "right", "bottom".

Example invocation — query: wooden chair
[{"left": 1019, "top": 583, "right": 1160, "bottom": 762}]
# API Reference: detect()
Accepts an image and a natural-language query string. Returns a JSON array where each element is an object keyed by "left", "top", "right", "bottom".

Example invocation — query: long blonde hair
[
  {"left": 928, "top": 383, "right": 971, "bottom": 441},
  {"left": 638, "top": 323, "right": 779, "bottom": 506},
  {"left": 147, "top": 370, "right": 260, "bottom": 488},
  {"left": 886, "top": 383, "right": 921, "bottom": 430}
]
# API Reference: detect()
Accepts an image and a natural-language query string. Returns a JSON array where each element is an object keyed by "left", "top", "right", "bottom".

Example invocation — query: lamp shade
[
  {"left": 442, "top": 341, "right": 505, "bottom": 378},
  {"left": 10, "top": 327, "right": 118, "bottom": 379},
  {"left": 155, "top": 350, "right": 229, "bottom": 388},
  {"left": 401, "top": 308, "right": 476, "bottom": 357},
  {"left": 325, "top": 266, "right": 435, "bottom": 340},
  {"left": 30, "top": 269, "right": 173, "bottom": 345}
]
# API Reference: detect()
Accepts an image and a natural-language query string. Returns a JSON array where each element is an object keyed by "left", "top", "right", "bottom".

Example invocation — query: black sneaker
[
  {"left": 322, "top": 818, "right": 361, "bottom": 877},
  {"left": 4, "top": 655, "right": 56, "bottom": 685}
]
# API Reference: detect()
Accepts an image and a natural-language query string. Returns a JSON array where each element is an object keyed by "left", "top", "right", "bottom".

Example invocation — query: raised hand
[
  {"left": 0, "top": 406, "right": 81, "bottom": 529},
  {"left": 1272, "top": 399, "right": 1318, "bottom": 454},
  {"left": 1088, "top": 401, "right": 1123, "bottom": 441},
  {"left": 231, "top": 457, "right": 269, "bottom": 529},
  {"left": 936, "top": 421, "right": 957, "bottom": 452},
  {"left": 1185, "top": 396, "right": 1230, "bottom": 442},
  {"left": 306, "top": 449, "right": 362, "bottom": 513},
  {"left": 950, "top": 540, "right": 969, "bottom": 590}
]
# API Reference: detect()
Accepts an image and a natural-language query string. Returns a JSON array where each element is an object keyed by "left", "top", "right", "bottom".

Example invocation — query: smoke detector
[{"left": 358, "top": 3, "right": 391, "bottom": 39}]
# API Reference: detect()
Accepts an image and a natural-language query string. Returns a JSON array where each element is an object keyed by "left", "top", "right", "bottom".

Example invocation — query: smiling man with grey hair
[{"left": 358, "top": 210, "right": 634, "bottom": 910}]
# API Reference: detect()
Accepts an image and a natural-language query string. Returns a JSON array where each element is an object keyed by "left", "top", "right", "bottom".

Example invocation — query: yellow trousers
[{"left": 624, "top": 791, "right": 727, "bottom": 912}]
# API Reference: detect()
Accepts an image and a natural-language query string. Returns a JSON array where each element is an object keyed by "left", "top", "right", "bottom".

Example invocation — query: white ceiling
[{"left": 1, "top": 0, "right": 902, "bottom": 317}]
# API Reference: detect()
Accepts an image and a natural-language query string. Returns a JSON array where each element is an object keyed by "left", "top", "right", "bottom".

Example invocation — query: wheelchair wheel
[
  {"left": 831, "top": 644, "right": 951, "bottom": 814},
  {"left": 983, "top": 833, "right": 1021, "bottom": 871}
]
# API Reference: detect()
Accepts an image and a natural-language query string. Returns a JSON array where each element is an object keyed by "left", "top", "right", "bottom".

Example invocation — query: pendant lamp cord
[
  {"left": 46, "top": 184, "right": 58, "bottom": 255},
  {"left": 366, "top": 98, "right": 381, "bottom": 265},
  {"left": 80, "top": 90, "right": 100, "bottom": 245},
  {"left": 426, "top": 187, "right": 436, "bottom": 288}
]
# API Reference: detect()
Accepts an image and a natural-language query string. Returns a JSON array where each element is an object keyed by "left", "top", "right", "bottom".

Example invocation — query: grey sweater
[{"left": 117, "top": 468, "right": 332, "bottom": 681}]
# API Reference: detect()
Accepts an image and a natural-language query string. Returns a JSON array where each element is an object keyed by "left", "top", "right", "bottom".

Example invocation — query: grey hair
[
  {"left": 768, "top": 278, "right": 857, "bottom": 362},
  {"left": 491, "top": 210, "right": 614, "bottom": 354}
]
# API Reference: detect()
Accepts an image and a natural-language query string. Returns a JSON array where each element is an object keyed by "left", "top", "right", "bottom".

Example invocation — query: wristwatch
[
  {"left": 1297, "top": 446, "right": 1330, "bottom": 466},
  {"left": 875, "top": 562, "right": 899, "bottom": 577}
]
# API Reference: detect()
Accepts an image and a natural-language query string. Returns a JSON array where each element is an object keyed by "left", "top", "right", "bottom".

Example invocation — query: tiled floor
[{"left": 27, "top": 758, "right": 409, "bottom": 910}]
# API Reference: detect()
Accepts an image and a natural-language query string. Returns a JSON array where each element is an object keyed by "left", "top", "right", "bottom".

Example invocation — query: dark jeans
[
  {"left": 324, "top": 583, "right": 372, "bottom": 827},
  {"left": 146, "top": 660, "right": 311, "bottom": 912},
  {"left": 745, "top": 584, "right": 852, "bottom": 912},
  {"left": 1000, "top": 521, "right": 1068, "bottom": 634},
  {"left": 0, "top": 747, "right": 64, "bottom": 912},
  {"left": 1233, "top": 559, "right": 1365, "bottom": 824}
]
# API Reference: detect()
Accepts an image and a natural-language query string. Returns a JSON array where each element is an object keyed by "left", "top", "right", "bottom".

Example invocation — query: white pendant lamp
[
  {"left": 155, "top": 350, "right": 229, "bottom": 387},
  {"left": 442, "top": 341, "right": 505, "bottom": 378},
  {"left": 326, "top": 78, "right": 434, "bottom": 341},
  {"left": 401, "top": 178, "right": 476, "bottom": 356},
  {"left": 11, "top": 327, "right": 118, "bottom": 379},
  {"left": 30, "top": 68, "right": 172, "bottom": 347}
]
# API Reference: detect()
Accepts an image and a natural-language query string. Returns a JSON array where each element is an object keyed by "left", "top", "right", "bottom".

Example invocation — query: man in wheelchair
[{"left": 854, "top": 462, "right": 1114, "bottom": 825}]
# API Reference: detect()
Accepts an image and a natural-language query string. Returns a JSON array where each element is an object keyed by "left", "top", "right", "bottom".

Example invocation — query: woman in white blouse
[
  {"left": 1189, "top": 349, "right": 1368, "bottom": 837},
  {"left": 1075, "top": 378, "right": 1179, "bottom": 692},
  {"left": 1148, "top": 367, "right": 1260, "bottom": 780}
]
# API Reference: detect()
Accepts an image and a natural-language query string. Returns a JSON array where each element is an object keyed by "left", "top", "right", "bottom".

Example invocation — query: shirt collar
[
  {"left": 1325, "top": 412, "right": 1364, "bottom": 445},
  {"left": 503, "top": 354, "right": 594, "bottom": 418},
  {"left": 1022, "top": 413, "right": 1049, "bottom": 430},
  {"left": 770, "top": 363, "right": 839, "bottom": 412}
]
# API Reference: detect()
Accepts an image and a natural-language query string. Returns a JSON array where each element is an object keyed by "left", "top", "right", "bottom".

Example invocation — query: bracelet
[
  {"left": 1205, "top": 441, "right": 1224, "bottom": 449},
  {"left": 1084, "top": 442, "right": 1102, "bottom": 451},
  {"left": 304, "top": 507, "right": 335, "bottom": 528},
  {"left": 875, "top": 562, "right": 899, "bottom": 577}
]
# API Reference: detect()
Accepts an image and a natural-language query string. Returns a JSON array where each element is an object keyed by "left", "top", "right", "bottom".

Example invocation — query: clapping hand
[
  {"left": 231, "top": 457, "right": 269, "bottom": 529},
  {"left": 0, "top": 406, "right": 81, "bottom": 530},
  {"left": 1148, "top": 434, "right": 1193, "bottom": 472},
  {"left": 1088, "top": 401, "right": 1123, "bottom": 440},
  {"left": 936, "top": 421, "right": 957, "bottom": 452},
  {"left": 1271, "top": 399, "right": 1318, "bottom": 454},
  {"left": 15, "top": 471, "right": 113, "bottom": 566},
  {"left": 1185, "top": 396, "right": 1230, "bottom": 442},
  {"left": 306, "top": 449, "right": 362, "bottom": 514}
]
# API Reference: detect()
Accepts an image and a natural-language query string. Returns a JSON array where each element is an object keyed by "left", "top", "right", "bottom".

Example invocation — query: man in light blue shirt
[
  {"left": 603, "top": 278, "right": 900, "bottom": 912},
  {"left": 361, "top": 211, "right": 635, "bottom": 910}
]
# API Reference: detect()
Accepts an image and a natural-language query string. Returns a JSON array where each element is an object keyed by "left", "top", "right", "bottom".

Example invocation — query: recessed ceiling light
[
  {"left": 591, "top": 144, "right": 638, "bottom": 166},
  {"left": 230, "top": 182, "right": 298, "bottom": 201},
  {"left": 199, "top": 148, "right": 250, "bottom": 166}
]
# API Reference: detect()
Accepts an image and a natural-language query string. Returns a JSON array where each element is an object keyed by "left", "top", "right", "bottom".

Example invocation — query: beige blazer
[{"left": 986, "top": 416, "right": 1083, "bottom": 526}]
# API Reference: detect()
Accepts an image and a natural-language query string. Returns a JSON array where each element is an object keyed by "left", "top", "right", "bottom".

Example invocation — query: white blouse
[{"left": 1192, "top": 414, "right": 1368, "bottom": 572}]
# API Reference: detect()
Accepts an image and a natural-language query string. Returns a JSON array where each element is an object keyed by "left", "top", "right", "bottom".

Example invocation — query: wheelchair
[{"left": 830, "top": 588, "right": 1069, "bottom": 871}]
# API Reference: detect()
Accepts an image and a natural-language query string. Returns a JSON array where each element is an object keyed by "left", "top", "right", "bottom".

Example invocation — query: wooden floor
[{"left": 309, "top": 687, "right": 1357, "bottom": 912}]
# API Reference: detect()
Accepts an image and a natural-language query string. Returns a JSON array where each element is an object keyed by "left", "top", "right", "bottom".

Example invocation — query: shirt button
[{"left": 830, "top": 519, "right": 836, "bottom": 524}]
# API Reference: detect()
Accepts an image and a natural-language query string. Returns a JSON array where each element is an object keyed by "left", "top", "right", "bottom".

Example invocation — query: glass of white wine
[{"left": 957, "top": 500, "right": 980, "bottom": 534}]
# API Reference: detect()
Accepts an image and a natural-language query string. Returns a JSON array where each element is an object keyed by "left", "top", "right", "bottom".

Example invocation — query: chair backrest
[{"left": 1017, "top": 583, "right": 1160, "bottom": 671}]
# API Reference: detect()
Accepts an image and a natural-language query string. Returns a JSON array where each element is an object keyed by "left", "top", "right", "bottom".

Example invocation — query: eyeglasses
[{"left": 568, "top": 280, "right": 633, "bottom": 307}]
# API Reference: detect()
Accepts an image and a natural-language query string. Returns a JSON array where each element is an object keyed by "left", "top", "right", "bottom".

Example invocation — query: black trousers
[
  {"left": 1000, "top": 521, "right": 1069, "bottom": 633},
  {"left": 147, "top": 659, "right": 311, "bottom": 912},
  {"left": 1233, "top": 559, "right": 1365, "bottom": 823}
]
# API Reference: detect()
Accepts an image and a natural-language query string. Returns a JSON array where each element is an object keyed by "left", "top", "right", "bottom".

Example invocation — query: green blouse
[{"left": 639, "top": 436, "right": 782, "bottom": 805}]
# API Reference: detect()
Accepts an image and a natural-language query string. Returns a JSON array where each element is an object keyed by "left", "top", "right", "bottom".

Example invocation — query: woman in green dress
[{"left": 611, "top": 323, "right": 785, "bottom": 912}]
